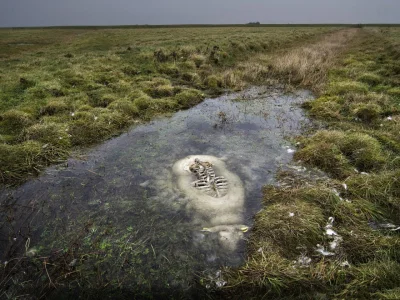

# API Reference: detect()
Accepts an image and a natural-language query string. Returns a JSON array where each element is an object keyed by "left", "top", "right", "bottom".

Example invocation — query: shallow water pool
[{"left": 0, "top": 86, "right": 312, "bottom": 296}]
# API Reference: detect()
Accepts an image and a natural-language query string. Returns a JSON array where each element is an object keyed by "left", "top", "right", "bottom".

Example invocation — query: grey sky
[{"left": 1, "top": 0, "right": 399, "bottom": 27}]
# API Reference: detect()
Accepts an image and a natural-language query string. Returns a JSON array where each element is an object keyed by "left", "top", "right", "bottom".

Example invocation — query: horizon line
[{"left": 1, "top": 23, "right": 400, "bottom": 29}]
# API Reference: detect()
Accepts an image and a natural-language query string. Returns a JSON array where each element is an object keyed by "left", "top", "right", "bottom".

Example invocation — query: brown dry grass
[
  {"left": 270, "top": 28, "right": 359, "bottom": 90},
  {"left": 222, "top": 28, "right": 360, "bottom": 93}
]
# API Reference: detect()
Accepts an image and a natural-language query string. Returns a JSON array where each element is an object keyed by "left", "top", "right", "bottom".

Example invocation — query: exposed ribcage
[{"left": 190, "top": 159, "right": 229, "bottom": 198}]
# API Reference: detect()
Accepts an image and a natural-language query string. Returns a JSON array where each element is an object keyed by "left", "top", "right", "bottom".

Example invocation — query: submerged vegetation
[{"left": 1, "top": 25, "right": 400, "bottom": 299}]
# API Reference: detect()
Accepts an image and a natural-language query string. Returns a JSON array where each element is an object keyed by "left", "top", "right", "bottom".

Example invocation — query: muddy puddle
[{"left": 0, "top": 87, "right": 313, "bottom": 296}]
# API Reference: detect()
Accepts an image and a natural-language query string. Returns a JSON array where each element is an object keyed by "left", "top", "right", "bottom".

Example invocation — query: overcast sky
[{"left": 1, "top": 0, "right": 399, "bottom": 27}]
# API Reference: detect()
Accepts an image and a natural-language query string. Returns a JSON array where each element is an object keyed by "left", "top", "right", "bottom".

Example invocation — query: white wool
[{"left": 172, "top": 155, "right": 246, "bottom": 253}]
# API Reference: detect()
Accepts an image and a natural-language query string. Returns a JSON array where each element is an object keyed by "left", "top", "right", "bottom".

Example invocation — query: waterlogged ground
[{"left": 0, "top": 87, "right": 313, "bottom": 297}]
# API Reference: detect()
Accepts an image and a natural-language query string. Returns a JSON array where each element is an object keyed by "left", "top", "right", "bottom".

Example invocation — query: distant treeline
[{"left": 2, "top": 23, "right": 400, "bottom": 30}]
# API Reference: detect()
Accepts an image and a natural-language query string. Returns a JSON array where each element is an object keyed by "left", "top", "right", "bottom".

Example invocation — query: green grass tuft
[
  {"left": 0, "top": 109, "right": 34, "bottom": 134},
  {"left": 357, "top": 72, "right": 383, "bottom": 86},
  {"left": 328, "top": 80, "right": 369, "bottom": 95},
  {"left": 174, "top": 89, "right": 205, "bottom": 108}
]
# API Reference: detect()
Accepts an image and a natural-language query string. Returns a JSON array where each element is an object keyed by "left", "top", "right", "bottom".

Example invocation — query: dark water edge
[{"left": 0, "top": 86, "right": 313, "bottom": 298}]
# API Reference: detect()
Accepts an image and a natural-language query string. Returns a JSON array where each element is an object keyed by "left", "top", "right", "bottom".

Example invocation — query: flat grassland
[
  {"left": 0, "top": 26, "right": 334, "bottom": 184},
  {"left": 1, "top": 26, "right": 400, "bottom": 299}
]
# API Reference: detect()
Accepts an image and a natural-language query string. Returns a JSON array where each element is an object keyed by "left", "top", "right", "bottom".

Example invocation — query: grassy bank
[
  {"left": 0, "top": 26, "right": 336, "bottom": 185},
  {"left": 223, "top": 28, "right": 400, "bottom": 299}
]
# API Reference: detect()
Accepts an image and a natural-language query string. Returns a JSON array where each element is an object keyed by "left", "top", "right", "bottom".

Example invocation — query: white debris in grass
[
  {"left": 214, "top": 270, "right": 227, "bottom": 288},
  {"left": 387, "top": 116, "right": 393, "bottom": 121},
  {"left": 379, "top": 223, "right": 397, "bottom": 229},
  {"left": 342, "top": 183, "right": 347, "bottom": 190},
  {"left": 287, "top": 149, "right": 296, "bottom": 154},
  {"left": 327, "top": 216, "right": 334, "bottom": 227},
  {"left": 139, "top": 180, "right": 150, "bottom": 187},
  {"left": 340, "top": 260, "right": 350, "bottom": 268},
  {"left": 325, "top": 228, "right": 338, "bottom": 236},
  {"left": 70, "top": 112, "right": 75, "bottom": 117},
  {"left": 294, "top": 254, "right": 312, "bottom": 267},
  {"left": 360, "top": 172, "right": 369, "bottom": 175},
  {"left": 332, "top": 188, "right": 345, "bottom": 201},
  {"left": 315, "top": 244, "right": 334, "bottom": 256},
  {"left": 316, "top": 217, "right": 343, "bottom": 256},
  {"left": 288, "top": 165, "right": 307, "bottom": 172},
  {"left": 372, "top": 222, "right": 400, "bottom": 231},
  {"left": 216, "top": 280, "right": 227, "bottom": 288},
  {"left": 329, "top": 238, "right": 342, "bottom": 250},
  {"left": 289, "top": 212, "right": 295, "bottom": 217}
]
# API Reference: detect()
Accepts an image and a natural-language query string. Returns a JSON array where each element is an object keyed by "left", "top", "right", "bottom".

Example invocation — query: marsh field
[{"left": 0, "top": 25, "right": 400, "bottom": 299}]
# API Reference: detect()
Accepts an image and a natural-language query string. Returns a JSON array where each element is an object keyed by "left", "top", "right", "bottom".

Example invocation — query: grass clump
[
  {"left": 338, "top": 260, "right": 400, "bottom": 299},
  {"left": 190, "top": 53, "right": 206, "bottom": 68},
  {"left": 158, "top": 63, "right": 180, "bottom": 77},
  {"left": 340, "top": 133, "right": 386, "bottom": 171},
  {"left": 309, "top": 96, "right": 343, "bottom": 119},
  {"left": 198, "top": 64, "right": 213, "bottom": 78},
  {"left": 108, "top": 100, "right": 139, "bottom": 117},
  {"left": 295, "top": 130, "right": 387, "bottom": 178},
  {"left": 351, "top": 102, "right": 382, "bottom": 123},
  {"left": 0, "top": 109, "right": 34, "bottom": 134},
  {"left": 148, "top": 84, "right": 175, "bottom": 98},
  {"left": 328, "top": 80, "right": 369, "bottom": 95},
  {"left": 87, "top": 91, "right": 117, "bottom": 108},
  {"left": 253, "top": 198, "right": 325, "bottom": 258},
  {"left": 346, "top": 170, "right": 400, "bottom": 216},
  {"left": 40, "top": 99, "right": 70, "bottom": 116},
  {"left": 357, "top": 72, "right": 382, "bottom": 86},
  {"left": 387, "top": 87, "right": 400, "bottom": 97},
  {"left": 204, "top": 74, "right": 222, "bottom": 89},
  {"left": 294, "top": 130, "right": 353, "bottom": 178},
  {"left": 295, "top": 140, "right": 353, "bottom": 179},
  {"left": 174, "top": 89, "right": 205, "bottom": 108},
  {"left": 133, "top": 95, "right": 153, "bottom": 111},
  {"left": 69, "top": 110, "right": 128, "bottom": 146},
  {"left": 23, "top": 122, "right": 71, "bottom": 148},
  {"left": 0, "top": 141, "right": 67, "bottom": 183}
]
